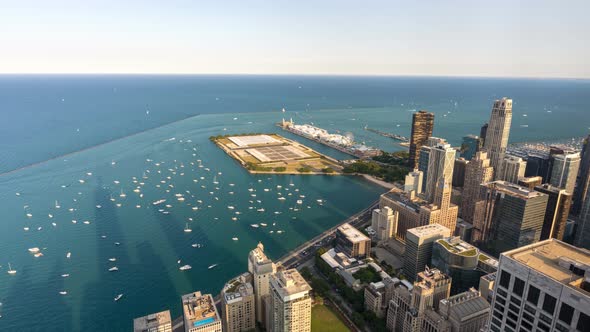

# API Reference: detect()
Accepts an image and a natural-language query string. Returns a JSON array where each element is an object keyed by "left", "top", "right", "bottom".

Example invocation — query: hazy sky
[{"left": 1, "top": 0, "right": 589, "bottom": 78}]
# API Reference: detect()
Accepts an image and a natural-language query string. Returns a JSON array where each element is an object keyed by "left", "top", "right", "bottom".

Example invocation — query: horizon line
[{"left": 0, "top": 72, "right": 588, "bottom": 81}]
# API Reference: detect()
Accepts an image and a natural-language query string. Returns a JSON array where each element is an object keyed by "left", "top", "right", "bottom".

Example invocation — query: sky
[{"left": 1, "top": 0, "right": 589, "bottom": 78}]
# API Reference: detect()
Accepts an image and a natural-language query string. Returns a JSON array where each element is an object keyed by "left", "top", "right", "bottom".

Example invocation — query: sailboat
[
  {"left": 55, "top": 200, "right": 61, "bottom": 209},
  {"left": 114, "top": 294, "right": 123, "bottom": 301},
  {"left": 119, "top": 189, "right": 126, "bottom": 198},
  {"left": 184, "top": 223, "right": 192, "bottom": 233},
  {"left": 7, "top": 263, "right": 16, "bottom": 275},
  {"left": 213, "top": 176, "right": 219, "bottom": 185}
]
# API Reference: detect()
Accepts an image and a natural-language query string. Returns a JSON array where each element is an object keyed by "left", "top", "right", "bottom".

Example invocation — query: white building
[
  {"left": 404, "top": 169, "right": 424, "bottom": 194},
  {"left": 248, "top": 242, "right": 276, "bottom": 327},
  {"left": 550, "top": 152, "right": 581, "bottom": 194},
  {"left": 484, "top": 98, "right": 513, "bottom": 170},
  {"left": 371, "top": 206, "right": 398, "bottom": 242},
  {"left": 497, "top": 155, "right": 526, "bottom": 184},
  {"left": 269, "top": 269, "right": 312, "bottom": 332}
]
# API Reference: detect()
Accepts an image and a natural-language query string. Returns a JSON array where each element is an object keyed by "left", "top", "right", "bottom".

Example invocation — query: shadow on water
[{"left": 0, "top": 259, "right": 74, "bottom": 331}]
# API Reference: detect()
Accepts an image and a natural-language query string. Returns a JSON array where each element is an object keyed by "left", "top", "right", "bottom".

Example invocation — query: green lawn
[{"left": 311, "top": 304, "right": 351, "bottom": 332}]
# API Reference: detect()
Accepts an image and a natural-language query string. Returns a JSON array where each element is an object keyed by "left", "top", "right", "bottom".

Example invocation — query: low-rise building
[
  {"left": 133, "top": 310, "right": 172, "bottom": 332},
  {"left": 182, "top": 291, "right": 222, "bottom": 332},
  {"left": 335, "top": 223, "right": 371, "bottom": 259}
]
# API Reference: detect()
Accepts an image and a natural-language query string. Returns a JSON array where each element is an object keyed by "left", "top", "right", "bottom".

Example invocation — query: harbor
[{"left": 278, "top": 118, "right": 382, "bottom": 159}]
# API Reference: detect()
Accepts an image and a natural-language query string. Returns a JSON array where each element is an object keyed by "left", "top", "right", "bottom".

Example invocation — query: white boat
[
  {"left": 232, "top": 237, "right": 239, "bottom": 241},
  {"left": 16, "top": 192, "right": 21, "bottom": 196},
  {"left": 26, "top": 213, "right": 33, "bottom": 218},
  {"left": 264, "top": 188, "right": 270, "bottom": 192},
  {"left": 250, "top": 224, "right": 260, "bottom": 228},
  {"left": 184, "top": 223, "right": 192, "bottom": 233},
  {"left": 317, "top": 199, "right": 323, "bottom": 203},
  {"left": 278, "top": 197, "right": 286, "bottom": 201},
  {"left": 109, "top": 258, "right": 117, "bottom": 262},
  {"left": 52, "top": 222, "right": 57, "bottom": 227},
  {"left": 257, "top": 208, "right": 265, "bottom": 212},
  {"left": 213, "top": 176, "right": 219, "bottom": 184},
  {"left": 108, "top": 267, "right": 119, "bottom": 272},
  {"left": 34, "top": 253, "right": 43, "bottom": 258},
  {"left": 260, "top": 223, "right": 268, "bottom": 227},
  {"left": 71, "top": 220, "right": 77, "bottom": 224},
  {"left": 114, "top": 294, "right": 123, "bottom": 301},
  {"left": 7, "top": 263, "right": 16, "bottom": 275},
  {"left": 61, "top": 274, "right": 70, "bottom": 277},
  {"left": 78, "top": 179, "right": 85, "bottom": 184},
  {"left": 83, "top": 221, "right": 90, "bottom": 225},
  {"left": 179, "top": 265, "right": 192, "bottom": 271},
  {"left": 177, "top": 197, "right": 185, "bottom": 201},
  {"left": 191, "top": 244, "right": 201, "bottom": 248},
  {"left": 23, "top": 227, "right": 29, "bottom": 231},
  {"left": 96, "top": 205, "right": 102, "bottom": 208},
  {"left": 208, "top": 264, "right": 218, "bottom": 269},
  {"left": 227, "top": 206, "right": 235, "bottom": 210},
  {"left": 55, "top": 200, "right": 61, "bottom": 209},
  {"left": 28, "top": 247, "right": 40, "bottom": 253},
  {"left": 113, "top": 180, "right": 120, "bottom": 184},
  {"left": 59, "top": 291, "right": 67, "bottom": 295},
  {"left": 48, "top": 213, "right": 53, "bottom": 218},
  {"left": 296, "top": 200, "right": 303, "bottom": 205},
  {"left": 119, "top": 189, "right": 126, "bottom": 198}
]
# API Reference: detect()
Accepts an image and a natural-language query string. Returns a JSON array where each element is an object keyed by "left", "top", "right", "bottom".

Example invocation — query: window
[
  {"left": 542, "top": 294, "right": 556, "bottom": 315},
  {"left": 537, "top": 322, "right": 551, "bottom": 332},
  {"left": 558, "top": 303, "right": 574, "bottom": 325},
  {"left": 527, "top": 285, "right": 540, "bottom": 305},
  {"left": 577, "top": 312, "right": 590, "bottom": 331},
  {"left": 513, "top": 277, "right": 525, "bottom": 296},
  {"left": 510, "top": 296, "right": 522, "bottom": 306},
  {"left": 498, "top": 288, "right": 508, "bottom": 297},
  {"left": 500, "top": 270, "right": 511, "bottom": 288}
]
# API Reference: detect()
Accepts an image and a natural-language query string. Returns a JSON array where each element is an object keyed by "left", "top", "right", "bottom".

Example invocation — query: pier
[{"left": 364, "top": 126, "right": 409, "bottom": 142}]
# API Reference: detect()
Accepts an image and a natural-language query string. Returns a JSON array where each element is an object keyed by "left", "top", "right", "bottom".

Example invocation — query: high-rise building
[
  {"left": 403, "top": 224, "right": 451, "bottom": 282},
  {"left": 181, "top": 291, "right": 222, "bottom": 332},
  {"left": 432, "top": 236, "right": 498, "bottom": 295},
  {"left": 365, "top": 279, "right": 398, "bottom": 318},
  {"left": 409, "top": 110, "right": 435, "bottom": 169},
  {"left": 461, "top": 151, "right": 494, "bottom": 225},
  {"left": 402, "top": 269, "right": 451, "bottom": 332},
  {"left": 452, "top": 158, "right": 468, "bottom": 188},
  {"left": 497, "top": 155, "right": 526, "bottom": 184},
  {"left": 475, "top": 181, "right": 548, "bottom": 256},
  {"left": 416, "top": 268, "right": 452, "bottom": 311},
  {"left": 335, "top": 223, "right": 371, "bottom": 258},
  {"left": 221, "top": 273, "right": 256, "bottom": 332},
  {"left": 550, "top": 151, "right": 581, "bottom": 194},
  {"left": 133, "top": 310, "right": 172, "bottom": 332},
  {"left": 487, "top": 239, "right": 590, "bottom": 332},
  {"left": 425, "top": 142, "right": 456, "bottom": 203},
  {"left": 460, "top": 135, "right": 480, "bottom": 161},
  {"left": 479, "top": 123, "right": 488, "bottom": 149},
  {"left": 248, "top": 242, "right": 276, "bottom": 327},
  {"left": 483, "top": 98, "right": 513, "bottom": 170},
  {"left": 573, "top": 135, "right": 590, "bottom": 215},
  {"left": 437, "top": 288, "right": 491, "bottom": 332},
  {"left": 524, "top": 153, "right": 553, "bottom": 183},
  {"left": 404, "top": 169, "right": 424, "bottom": 194},
  {"left": 269, "top": 269, "right": 312, "bottom": 332},
  {"left": 517, "top": 176, "right": 543, "bottom": 190},
  {"left": 576, "top": 198, "right": 590, "bottom": 250},
  {"left": 371, "top": 206, "right": 398, "bottom": 242},
  {"left": 534, "top": 184, "right": 572, "bottom": 241}
]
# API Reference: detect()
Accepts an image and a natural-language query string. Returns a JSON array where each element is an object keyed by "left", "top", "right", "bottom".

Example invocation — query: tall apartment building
[
  {"left": 573, "top": 134, "right": 590, "bottom": 215},
  {"left": 133, "top": 310, "right": 172, "bottom": 332},
  {"left": 248, "top": 242, "right": 276, "bottom": 327},
  {"left": 483, "top": 98, "right": 513, "bottom": 170},
  {"left": 460, "top": 135, "right": 480, "bottom": 161},
  {"left": 269, "top": 269, "right": 312, "bottom": 332},
  {"left": 181, "top": 292, "right": 222, "bottom": 332},
  {"left": 479, "top": 123, "right": 488, "bottom": 149},
  {"left": 221, "top": 273, "right": 255, "bottom": 332},
  {"left": 474, "top": 181, "right": 548, "bottom": 256},
  {"left": 335, "top": 223, "right": 371, "bottom": 258},
  {"left": 403, "top": 224, "right": 451, "bottom": 282},
  {"left": 460, "top": 151, "right": 494, "bottom": 224},
  {"left": 425, "top": 142, "right": 456, "bottom": 203},
  {"left": 409, "top": 110, "right": 435, "bottom": 169},
  {"left": 497, "top": 155, "right": 526, "bottom": 184},
  {"left": 550, "top": 151, "right": 581, "bottom": 194},
  {"left": 416, "top": 268, "right": 452, "bottom": 311},
  {"left": 534, "top": 184, "right": 572, "bottom": 241},
  {"left": 371, "top": 206, "right": 398, "bottom": 242},
  {"left": 487, "top": 239, "right": 590, "bottom": 332},
  {"left": 452, "top": 158, "right": 468, "bottom": 188},
  {"left": 404, "top": 169, "right": 424, "bottom": 194},
  {"left": 418, "top": 137, "right": 448, "bottom": 194}
]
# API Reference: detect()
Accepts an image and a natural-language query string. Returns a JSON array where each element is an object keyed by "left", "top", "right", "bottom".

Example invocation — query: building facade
[
  {"left": 452, "top": 158, "right": 468, "bottom": 188},
  {"left": 371, "top": 206, "right": 398, "bottom": 242},
  {"left": 460, "top": 151, "right": 494, "bottom": 225},
  {"left": 425, "top": 143, "right": 456, "bottom": 203},
  {"left": 248, "top": 242, "right": 276, "bottom": 327},
  {"left": 221, "top": 273, "right": 256, "bottom": 332},
  {"left": 497, "top": 155, "right": 526, "bottom": 184},
  {"left": 269, "top": 269, "right": 312, "bottom": 332},
  {"left": 409, "top": 110, "right": 435, "bottom": 169},
  {"left": 460, "top": 135, "right": 479, "bottom": 161},
  {"left": 404, "top": 169, "right": 424, "bottom": 194},
  {"left": 403, "top": 224, "right": 451, "bottom": 282},
  {"left": 534, "top": 184, "right": 572, "bottom": 241},
  {"left": 550, "top": 151, "right": 581, "bottom": 194},
  {"left": 335, "top": 223, "right": 371, "bottom": 258},
  {"left": 133, "top": 310, "right": 172, "bottom": 332},
  {"left": 182, "top": 292, "right": 222, "bottom": 332},
  {"left": 483, "top": 98, "right": 513, "bottom": 171},
  {"left": 573, "top": 134, "right": 590, "bottom": 215}
]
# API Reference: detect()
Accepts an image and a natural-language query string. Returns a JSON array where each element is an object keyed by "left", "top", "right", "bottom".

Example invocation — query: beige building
[
  {"left": 269, "top": 269, "right": 312, "bottom": 332},
  {"left": 248, "top": 242, "right": 276, "bottom": 327},
  {"left": 221, "top": 273, "right": 255, "bottom": 332},
  {"left": 487, "top": 239, "right": 590, "bottom": 332},
  {"left": 461, "top": 151, "right": 494, "bottom": 225},
  {"left": 404, "top": 169, "right": 424, "bottom": 194},
  {"left": 550, "top": 151, "right": 581, "bottom": 194},
  {"left": 380, "top": 188, "right": 458, "bottom": 242},
  {"left": 483, "top": 97, "right": 513, "bottom": 170},
  {"left": 181, "top": 291, "right": 222, "bottom": 332},
  {"left": 497, "top": 154, "right": 526, "bottom": 184},
  {"left": 403, "top": 224, "right": 451, "bottom": 282},
  {"left": 371, "top": 206, "right": 398, "bottom": 242},
  {"left": 335, "top": 223, "right": 371, "bottom": 258},
  {"left": 424, "top": 142, "right": 456, "bottom": 203},
  {"left": 133, "top": 310, "right": 172, "bottom": 332}
]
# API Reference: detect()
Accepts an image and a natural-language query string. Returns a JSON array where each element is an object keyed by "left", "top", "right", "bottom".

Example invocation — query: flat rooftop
[
  {"left": 222, "top": 273, "right": 254, "bottom": 305},
  {"left": 271, "top": 269, "right": 312, "bottom": 298},
  {"left": 133, "top": 310, "right": 171, "bottom": 331},
  {"left": 504, "top": 239, "right": 590, "bottom": 294},
  {"left": 181, "top": 291, "right": 221, "bottom": 328},
  {"left": 488, "top": 181, "right": 546, "bottom": 199},
  {"left": 338, "top": 223, "right": 370, "bottom": 243},
  {"left": 228, "top": 135, "right": 280, "bottom": 147},
  {"left": 407, "top": 224, "right": 451, "bottom": 238}
]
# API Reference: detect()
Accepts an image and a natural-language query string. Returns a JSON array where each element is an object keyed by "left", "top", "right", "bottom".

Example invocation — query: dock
[{"left": 364, "top": 126, "right": 409, "bottom": 142}]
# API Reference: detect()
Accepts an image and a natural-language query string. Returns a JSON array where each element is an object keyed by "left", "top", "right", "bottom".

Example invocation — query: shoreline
[{"left": 360, "top": 174, "right": 395, "bottom": 189}]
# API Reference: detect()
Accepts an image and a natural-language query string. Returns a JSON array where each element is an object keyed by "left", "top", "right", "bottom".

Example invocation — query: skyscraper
[
  {"left": 524, "top": 152, "right": 553, "bottom": 183},
  {"left": 550, "top": 151, "right": 581, "bottom": 194},
  {"left": 461, "top": 151, "right": 494, "bottom": 224},
  {"left": 248, "top": 242, "right": 276, "bottom": 327},
  {"left": 534, "top": 184, "right": 572, "bottom": 241},
  {"left": 409, "top": 110, "right": 435, "bottom": 169},
  {"left": 479, "top": 123, "right": 488, "bottom": 149},
  {"left": 371, "top": 206, "right": 398, "bottom": 242},
  {"left": 221, "top": 273, "right": 256, "bottom": 332},
  {"left": 425, "top": 142, "right": 456, "bottom": 203},
  {"left": 487, "top": 239, "right": 590, "bottom": 332},
  {"left": 460, "top": 134, "right": 479, "bottom": 160},
  {"left": 403, "top": 224, "right": 451, "bottom": 282},
  {"left": 483, "top": 98, "right": 513, "bottom": 170},
  {"left": 573, "top": 135, "right": 590, "bottom": 215},
  {"left": 476, "top": 181, "right": 548, "bottom": 256},
  {"left": 496, "top": 154, "right": 526, "bottom": 184},
  {"left": 452, "top": 158, "right": 468, "bottom": 188},
  {"left": 404, "top": 169, "right": 424, "bottom": 194},
  {"left": 269, "top": 269, "right": 312, "bottom": 332}
]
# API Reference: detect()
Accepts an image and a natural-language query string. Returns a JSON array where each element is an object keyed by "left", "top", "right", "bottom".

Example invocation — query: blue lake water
[{"left": 0, "top": 75, "right": 588, "bottom": 331}]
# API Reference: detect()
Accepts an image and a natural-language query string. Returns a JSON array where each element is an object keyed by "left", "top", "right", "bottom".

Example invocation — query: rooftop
[
  {"left": 181, "top": 291, "right": 221, "bottom": 328},
  {"left": 249, "top": 242, "right": 272, "bottom": 265},
  {"left": 504, "top": 239, "right": 590, "bottom": 295},
  {"left": 337, "top": 223, "right": 370, "bottom": 243},
  {"left": 271, "top": 269, "right": 312, "bottom": 298},
  {"left": 222, "top": 273, "right": 254, "bottom": 305},
  {"left": 382, "top": 188, "right": 432, "bottom": 212},
  {"left": 436, "top": 237, "right": 478, "bottom": 257},
  {"left": 407, "top": 224, "right": 451, "bottom": 238},
  {"left": 227, "top": 134, "right": 280, "bottom": 148},
  {"left": 133, "top": 310, "right": 171, "bottom": 332},
  {"left": 487, "top": 180, "right": 546, "bottom": 200}
]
